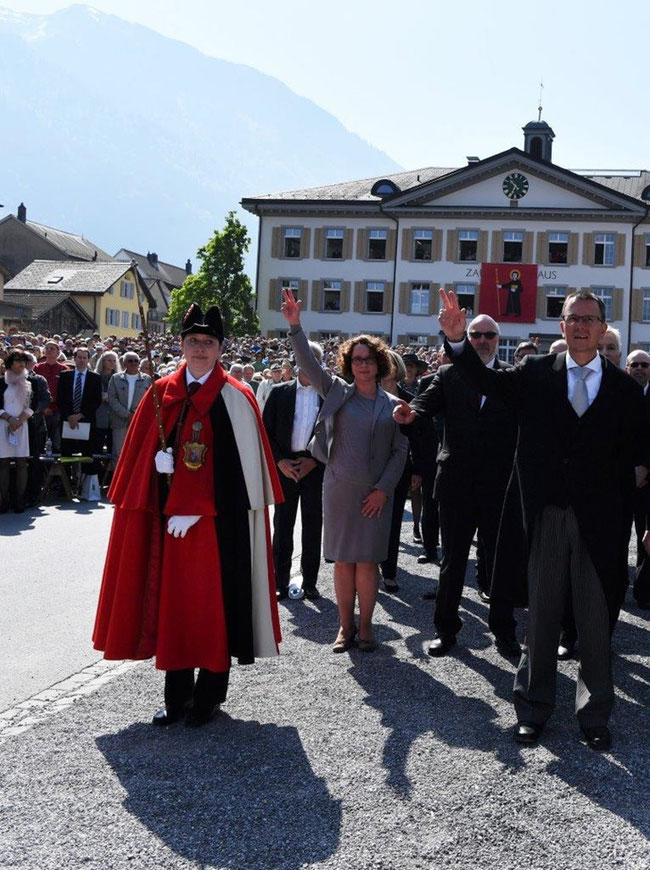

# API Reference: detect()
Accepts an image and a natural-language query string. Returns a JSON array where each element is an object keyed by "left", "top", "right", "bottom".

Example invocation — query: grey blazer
[
  {"left": 107, "top": 372, "right": 152, "bottom": 429},
  {"left": 288, "top": 326, "right": 407, "bottom": 494}
]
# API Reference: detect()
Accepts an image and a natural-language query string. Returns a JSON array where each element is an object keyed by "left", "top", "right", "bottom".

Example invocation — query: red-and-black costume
[{"left": 92, "top": 361, "right": 283, "bottom": 690}]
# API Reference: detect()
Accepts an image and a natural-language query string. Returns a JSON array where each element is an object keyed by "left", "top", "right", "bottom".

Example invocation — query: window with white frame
[
  {"left": 366, "top": 281, "right": 384, "bottom": 313},
  {"left": 637, "top": 341, "right": 650, "bottom": 352},
  {"left": 105, "top": 308, "right": 120, "bottom": 327},
  {"left": 594, "top": 233, "right": 615, "bottom": 266},
  {"left": 367, "top": 229, "right": 388, "bottom": 260},
  {"left": 545, "top": 286, "right": 567, "bottom": 319},
  {"left": 319, "top": 331, "right": 341, "bottom": 340},
  {"left": 407, "top": 334, "right": 430, "bottom": 346},
  {"left": 503, "top": 231, "right": 524, "bottom": 263},
  {"left": 410, "top": 283, "right": 430, "bottom": 315},
  {"left": 322, "top": 280, "right": 342, "bottom": 312},
  {"left": 642, "top": 290, "right": 650, "bottom": 323},
  {"left": 645, "top": 235, "right": 650, "bottom": 267},
  {"left": 548, "top": 232, "right": 569, "bottom": 265},
  {"left": 120, "top": 280, "right": 135, "bottom": 299},
  {"left": 591, "top": 287, "right": 613, "bottom": 321},
  {"left": 131, "top": 313, "right": 142, "bottom": 330},
  {"left": 455, "top": 284, "right": 476, "bottom": 317},
  {"left": 413, "top": 229, "right": 433, "bottom": 260},
  {"left": 283, "top": 227, "right": 302, "bottom": 258},
  {"left": 325, "top": 228, "right": 344, "bottom": 259},
  {"left": 458, "top": 230, "right": 479, "bottom": 262},
  {"left": 498, "top": 338, "right": 519, "bottom": 364},
  {"left": 121, "top": 311, "right": 129, "bottom": 329}
]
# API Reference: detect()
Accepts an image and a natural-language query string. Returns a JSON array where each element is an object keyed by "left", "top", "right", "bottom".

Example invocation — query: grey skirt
[{"left": 322, "top": 466, "right": 394, "bottom": 563}]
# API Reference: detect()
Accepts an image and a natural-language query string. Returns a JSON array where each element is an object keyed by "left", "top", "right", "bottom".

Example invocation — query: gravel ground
[{"left": 1, "top": 516, "right": 649, "bottom": 870}]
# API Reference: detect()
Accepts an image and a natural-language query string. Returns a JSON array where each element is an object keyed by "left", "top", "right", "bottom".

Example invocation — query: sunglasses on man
[{"left": 468, "top": 331, "right": 498, "bottom": 340}]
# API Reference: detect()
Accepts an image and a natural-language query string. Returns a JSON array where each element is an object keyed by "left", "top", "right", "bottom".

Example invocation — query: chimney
[
  {"left": 185, "top": 258, "right": 192, "bottom": 275},
  {"left": 147, "top": 251, "right": 159, "bottom": 267},
  {"left": 17, "top": 202, "right": 26, "bottom": 222}
]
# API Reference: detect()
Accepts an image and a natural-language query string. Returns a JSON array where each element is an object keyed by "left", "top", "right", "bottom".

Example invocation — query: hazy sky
[{"left": 3, "top": 0, "right": 649, "bottom": 171}]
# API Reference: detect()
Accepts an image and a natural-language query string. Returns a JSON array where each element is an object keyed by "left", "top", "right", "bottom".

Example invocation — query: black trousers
[
  {"left": 435, "top": 494, "right": 515, "bottom": 639},
  {"left": 272, "top": 462, "right": 323, "bottom": 592},
  {"left": 165, "top": 668, "right": 230, "bottom": 714},
  {"left": 420, "top": 474, "right": 440, "bottom": 558},
  {"left": 381, "top": 468, "right": 410, "bottom": 579}
]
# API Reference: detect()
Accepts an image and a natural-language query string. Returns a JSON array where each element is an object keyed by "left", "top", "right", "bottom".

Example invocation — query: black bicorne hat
[{"left": 180, "top": 302, "right": 224, "bottom": 341}]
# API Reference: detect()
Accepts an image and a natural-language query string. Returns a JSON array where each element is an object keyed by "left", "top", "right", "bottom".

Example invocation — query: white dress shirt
[
  {"left": 186, "top": 368, "right": 213, "bottom": 389},
  {"left": 291, "top": 380, "right": 320, "bottom": 452},
  {"left": 125, "top": 373, "right": 139, "bottom": 411},
  {"left": 565, "top": 351, "right": 602, "bottom": 407}
]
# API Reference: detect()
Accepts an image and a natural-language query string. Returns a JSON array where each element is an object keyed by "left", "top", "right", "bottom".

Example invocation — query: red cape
[{"left": 93, "top": 364, "right": 283, "bottom": 671}]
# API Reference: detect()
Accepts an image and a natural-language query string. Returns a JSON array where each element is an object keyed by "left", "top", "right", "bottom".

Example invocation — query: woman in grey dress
[{"left": 281, "top": 289, "right": 407, "bottom": 652}]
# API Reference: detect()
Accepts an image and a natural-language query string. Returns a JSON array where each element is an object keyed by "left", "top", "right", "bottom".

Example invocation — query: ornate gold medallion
[{"left": 182, "top": 421, "right": 207, "bottom": 471}]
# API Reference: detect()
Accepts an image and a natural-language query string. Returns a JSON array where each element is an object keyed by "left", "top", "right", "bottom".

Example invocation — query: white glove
[
  {"left": 155, "top": 447, "right": 174, "bottom": 474},
  {"left": 167, "top": 515, "right": 201, "bottom": 538}
]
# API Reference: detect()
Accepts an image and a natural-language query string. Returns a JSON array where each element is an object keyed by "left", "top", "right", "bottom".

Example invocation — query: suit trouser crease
[
  {"left": 435, "top": 496, "right": 515, "bottom": 638},
  {"left": 272, "top": 469, "right": 323, "bottom": 590},
  {"left": 513, "top": 505, "right": 613, "bottom": 728}
]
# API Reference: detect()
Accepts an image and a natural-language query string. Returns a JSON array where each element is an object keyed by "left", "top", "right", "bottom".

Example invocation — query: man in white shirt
[{"left": 263, "top": 343, "right": 324, "bottom": 601}]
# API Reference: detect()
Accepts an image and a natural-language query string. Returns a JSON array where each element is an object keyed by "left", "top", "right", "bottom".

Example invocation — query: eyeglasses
[
  {"left": 468, "top": 331, "right": 498, "bottom": 340},
  {"left": 629, "top": 361, "right": 650, "bottom": 369},
  {"left": 351, "top": 356, "right": 377, "bottom": 366},
  {"left": 562, "top": 315, "right": 603, "bottom": 326}
]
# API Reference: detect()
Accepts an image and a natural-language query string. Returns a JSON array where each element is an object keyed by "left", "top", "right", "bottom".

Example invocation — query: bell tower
[{"left": 523, "top": 120, "right": 555, "bottom": 163}]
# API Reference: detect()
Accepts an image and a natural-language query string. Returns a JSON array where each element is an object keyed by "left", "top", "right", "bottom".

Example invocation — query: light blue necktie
[{"left": 572, "top": 367, "right": 590, "bottom": 417}]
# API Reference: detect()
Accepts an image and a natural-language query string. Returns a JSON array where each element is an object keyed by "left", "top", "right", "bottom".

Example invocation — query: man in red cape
[{"left": 93, "top": 302, "right": 284, "bottom": 727}]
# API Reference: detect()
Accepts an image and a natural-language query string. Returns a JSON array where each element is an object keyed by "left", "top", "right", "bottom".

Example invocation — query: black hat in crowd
[
  {"left": 401, "top": 353, "right": 427, "bottom": 374},
  {"left": 181, "top": 302, "right": 224, "bottom": 342}
]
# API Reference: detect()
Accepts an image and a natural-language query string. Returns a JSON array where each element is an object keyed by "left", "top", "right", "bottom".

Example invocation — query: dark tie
[
  {"left": 73, "top": 372, "right": 83, "bottom": 413},
  {"left": 187, "top": 381, "right": 201, "bottom": 397}
]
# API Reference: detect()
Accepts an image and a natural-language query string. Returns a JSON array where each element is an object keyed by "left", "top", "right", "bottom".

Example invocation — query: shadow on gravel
[
  {"left": 348, "top": 653, "right": 522, "bottom": 798},
  {"left": 97, "top": 717, "right": 342, "bottom": 869}
]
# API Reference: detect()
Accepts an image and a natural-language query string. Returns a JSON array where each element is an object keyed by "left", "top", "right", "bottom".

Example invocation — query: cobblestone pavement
[{"left": 1, "top": 515, "right": 649, "bottom": 870}]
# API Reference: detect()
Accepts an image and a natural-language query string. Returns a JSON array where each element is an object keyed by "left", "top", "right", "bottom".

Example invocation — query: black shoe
[
  {"left": 413, "top": 524, "right": 422, "bottom": 543},
  {"left": 580, "top": 725, "right": 612, "bottom": 752},
  {"left": 383, "top": 579, "right": 399, "bottom": 594},
  {"left": 495, "top": 635, "right": 521, "bottom": 658},
  {"left": 185, "top": 704, "right": 220, "bottom": 728},
  {"left": 514, "top": 722, "right": 542, "bottom": 745},
  {"left": 303, "top": 587, "right": 321, "bottom": 600},
  {"left": 276, "top": 588, "right": 289, "bottom": 601},
  {"left": 557, "top": 642, "right": 575, "bottom": 660},
  {"left": 478, "top": 588, "right": 491, "bottom": 603},
  {"left": 428, "top": 634, "right": 456, "bottom": 657},
  {"left": 152, "top": 706, "right": 187, "bottom": 726},
  {"left": 422, "top": 590, "right": 437, "bottom": 601},
  {"left": 417, "top": 554, "right": 433, "bottom": 564}
]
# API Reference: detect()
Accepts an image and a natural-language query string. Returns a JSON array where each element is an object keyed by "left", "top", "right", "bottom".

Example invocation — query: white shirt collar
[
  {"left": 186, "top": 366, "right": 214, "bottom": 386},
  {"left": 565, "top": 351, "right": 602, "bottom": 375}
]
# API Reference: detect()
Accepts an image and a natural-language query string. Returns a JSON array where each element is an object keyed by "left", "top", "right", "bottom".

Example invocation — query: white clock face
[{"left": 503, "top": 172, "right": 529, "bottom": 200}]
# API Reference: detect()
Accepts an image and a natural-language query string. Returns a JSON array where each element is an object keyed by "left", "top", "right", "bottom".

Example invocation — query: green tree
[{"left": 166, "top": 211, "right": 259, "bottom": 335}]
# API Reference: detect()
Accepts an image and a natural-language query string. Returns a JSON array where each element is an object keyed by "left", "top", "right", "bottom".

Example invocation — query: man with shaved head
[{"left": 407, "top": 314, "right": 522, "bottom": 658}]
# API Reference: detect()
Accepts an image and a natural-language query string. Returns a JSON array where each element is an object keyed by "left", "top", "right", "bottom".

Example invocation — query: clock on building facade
[{"left": 502, "top": 172, "right": 529, "bottom": 200}]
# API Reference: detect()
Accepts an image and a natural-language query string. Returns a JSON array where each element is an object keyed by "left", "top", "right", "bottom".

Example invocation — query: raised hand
[
  {"left": 281, "top": 288, "right": 302, "bottom": 326},
  {"left": 438, "top": 288, "right": 467, "bottom": 342}
]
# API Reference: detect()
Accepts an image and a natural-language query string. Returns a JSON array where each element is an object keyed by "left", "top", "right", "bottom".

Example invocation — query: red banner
[{"left": 479, "top": 263, "right": 538, "bottom": 324}]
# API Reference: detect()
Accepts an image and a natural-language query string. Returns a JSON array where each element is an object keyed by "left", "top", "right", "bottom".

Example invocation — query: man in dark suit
[
  {"left": 263, "top": 340, "right": 325, "bottom": 601},
  {"left": 414, "top": 370, "right": 440, "bottom": 572},
  {"left": 408, "top": 315, "right": 522, "bottom": 658},
  {"left": 58, "top": 347, "right": 103, "bottom": 472},
  {"left": 625, "top": 349, "right": 650, "bottom": 608},
  {"left": 406, "top": 289, "right": 648, "bottom": 751}
]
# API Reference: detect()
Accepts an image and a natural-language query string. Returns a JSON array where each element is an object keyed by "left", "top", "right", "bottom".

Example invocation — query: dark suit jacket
[
  {"left": 446, "top": 341, "right": 649, "bottom": 621},
  {"left": 262, "top": 380, "right": 323, "bottom": 465},
  {"left": 411, "top": 357, "right": 518, "bottom": 503},
  {"left": 58, "top": 368, "right": 103, "bottom": 426}
]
